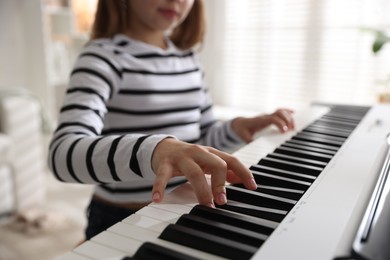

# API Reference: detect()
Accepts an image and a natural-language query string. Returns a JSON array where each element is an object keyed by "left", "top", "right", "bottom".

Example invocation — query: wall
[{"left": 0, "top": 0, "right": 54, "bottom": 120}]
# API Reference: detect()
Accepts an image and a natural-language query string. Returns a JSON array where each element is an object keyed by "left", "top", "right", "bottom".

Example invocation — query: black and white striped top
[{"left": 48, "top": 34, "right": 244, "bottom": 203}]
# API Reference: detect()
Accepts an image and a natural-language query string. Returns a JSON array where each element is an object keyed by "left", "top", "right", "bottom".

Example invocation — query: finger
[
  {"left": 192, "top": 148, "right": 231, "bottom": 205},
  {"left": 226, "top": 169, "right": 244, "bottom": 184},
  {"left": 181, "top": 159, "right": 214, "bottom": 208},
  {"left": 239, "top": 129, "right": 254, "bottom": 143},
  {"left": 208, "top": 148, "right": 257, "bottom": 190},
  {"left": 152, "top": 163, "right": 173, "bottom": 203},
  {"left": 276, "top": 109, "right": 295, "bottom": 130},
  {"left": 206, "top": 155, "right": 229, "bottom": 205},
  {"left": 269, "top": 115, "right": 289, "bottom": 133}
]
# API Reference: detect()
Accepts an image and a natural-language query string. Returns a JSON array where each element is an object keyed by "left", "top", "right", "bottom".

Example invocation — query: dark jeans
[{"left": 85, "top": 198, "right": 138, "bottom": 240}]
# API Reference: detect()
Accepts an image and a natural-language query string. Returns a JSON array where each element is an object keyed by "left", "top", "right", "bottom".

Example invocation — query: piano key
[
  {"left": 251, "top": 168, "right": 312, "bottom": 190},
  {"left": 255, "top": 184, "right": 305, "bottom": 200},
  {"left": 122, "top": 213, "right": 168, "bottom": 233},
  {"left": 306, "top": 122, "right": 354, "bottom": 134},
  {"left": 148, "top": 202, "right": 193, "bottom": 215},
  {"left": 92, "top": 231, "right": 143, "bottom": 256},
  {"left": 258, "top": 157, "right": 323, "bottom": 176},
  {"left": 108, "top": 219, "right": 227, "bottom": 260},
  {"left": 309, "top": 117, "right": 354, "bottom": 129},
  {"left": 126, "top": 242, "right": 201, "bottom": 260},
  {"left": 296, "top": 131, "right": 347, "bottom": 143},
  {"left": 281, "top": 142, "right": 337, "bottom": 155},
  {"left": 285, "top": 139, "right": 339, "bottom": 152},
  {"left": 56, "top": 252, "right": 91, "bottom": 260},
  {"left": 217, "top": 199, "right": 287, "bottom": 222},
  {"left": 108, "top": 222, "right": 164, "bottom": 242},
  {"left": 159, "top": 223, "right": 258, "bottom": 260},
  {"left": 226, "top": 185, "right": 296, "bottom": 211},
  {"left": 274, "top": 146, "right": 333, "bottom": 162},
  {"left": 250, "top": 164, "right": 317, "bottom": 183},
  {"left": 293, "top": 133, "right": 344, "bottom": 147},
  {"left": 135, "top": 205, "right": 181, "bottom": 223},
  {"left": 321, "top": 115, "right": 361, "bottom": 124},
  {"left": 73, "top": 240, "right": 127, "bottom": 260},
  {"left": 190, "top": 205, "right": 277, "bottom": 235},
  {"left": 176, "top": 213, "right": 267, "bottom": 247},
  {"left": 322, "top": 110, "right": 367, "bottom": 121},
  {"left": 267, "top": 152, "right": 328, "bottom": 167},
  {"left": 303, "top": 126, "right": 351, "bottom": 138},
  {"left": 310, "top": 121, "right": 356, "bottom": 132},
  {"left": 232, "top": 182, "right": 305, "bottom": 201},
  {"left": 315, "top": 117, "right": 360, "bottom": 128}
]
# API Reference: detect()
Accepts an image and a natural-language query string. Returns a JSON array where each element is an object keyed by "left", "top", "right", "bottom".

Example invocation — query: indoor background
[{"left": 0, "top": 0, "right": 389, "bottom": 259}]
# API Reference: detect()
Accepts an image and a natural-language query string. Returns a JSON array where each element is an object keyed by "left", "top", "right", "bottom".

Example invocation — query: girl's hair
[{"left": 91, "top": 0, "right": 206, "bottom": 50}]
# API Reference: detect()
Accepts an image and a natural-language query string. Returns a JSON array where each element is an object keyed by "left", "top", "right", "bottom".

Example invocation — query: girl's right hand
[{"left": 151, "top": 138, "right": 257, "bottom": 208}]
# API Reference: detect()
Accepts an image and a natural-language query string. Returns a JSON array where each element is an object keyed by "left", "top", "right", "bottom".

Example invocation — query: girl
[{"left": 48, "top": 0, "right": 294, "bottom": 240}]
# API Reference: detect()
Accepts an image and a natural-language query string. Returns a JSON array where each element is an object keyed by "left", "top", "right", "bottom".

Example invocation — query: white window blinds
[{"left": 204, "top": 0, "right": 390, "bottom": 112}]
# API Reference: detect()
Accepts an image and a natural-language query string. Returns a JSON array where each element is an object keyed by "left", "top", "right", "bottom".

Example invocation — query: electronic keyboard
[{"left": 58, "top": 103, "right": 390, "bottom": 260}]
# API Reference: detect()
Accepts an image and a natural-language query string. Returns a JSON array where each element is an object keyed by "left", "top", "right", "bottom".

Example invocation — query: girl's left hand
[{"left": 231, "top": 108, "right": 295, "bottom": 143}]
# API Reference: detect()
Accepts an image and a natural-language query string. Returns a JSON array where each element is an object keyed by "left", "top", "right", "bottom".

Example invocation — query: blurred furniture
[{"left": 0, "top": 94, "right": 46, "bottom": 219}]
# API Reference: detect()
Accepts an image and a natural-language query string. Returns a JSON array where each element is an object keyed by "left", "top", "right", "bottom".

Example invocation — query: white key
[
  {"left": 136, "top": 205, "right": 181, "bottom": 223},
  {"left": 56, "top": 252, "right": 92, "bottom": 260},
  {"left": 92, "top": 231, "right": 143, "bottom": 256},
  {"left": 122, "top": 213, "right": 168, "bottom": 233},
  {"left": 146, "top": 237, "right": 227, "bottom": 260},
  {"left": 159, "top": 182, "right": 199, "bottom": 206},
  {"left": 73, "top": 240, "right": 126, "bottom": 260},
  {"left": 149, "top": 202, "right": 193, "bottom": 215},
  {"left": 108, "top": 221, "right": 227, "bottom": 260},
  {"left": 108, "top": 222, "right": 160, "bottom": 242}
]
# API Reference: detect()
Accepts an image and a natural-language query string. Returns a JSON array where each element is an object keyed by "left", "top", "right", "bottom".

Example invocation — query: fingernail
[
  {"left": 152, "top": 192, "right": 161, "bottom": 202},
  {"left": 283, "top": 126, "right": 288, "bottom": 132},
  {"left": 218, "top": 192, "right": 227, "bottom": 204},
  {"left": 207, "top": 202, "right": 215, "bottom": 208},
  {"left": 248, "top": 178, "right": 257, "bottom": 189}
]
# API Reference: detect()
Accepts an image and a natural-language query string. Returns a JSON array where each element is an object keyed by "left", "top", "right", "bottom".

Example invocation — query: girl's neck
[{"left": 124, "top": 28, "right": 167, "bottom": 49}]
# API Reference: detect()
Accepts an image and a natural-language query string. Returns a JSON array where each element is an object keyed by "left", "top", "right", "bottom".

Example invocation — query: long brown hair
[{"left": 90, "top": 0, "right": 206, "bottom": 50}]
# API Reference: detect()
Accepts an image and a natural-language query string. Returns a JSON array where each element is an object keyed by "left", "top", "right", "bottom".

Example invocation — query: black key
[
  {"left": 311, "top": 120, "right": 355, "bottom": 132},
  {"left": 251, "top": 168, "right": 312, "bottom": 190},
  {"left": 293, "top": 133, "right": 344, "bottom": 147},
  {"left": 233, "top": 182, "right": 305, "bottom": 201},
  {"left": 303, "top": 126, "right": 351, "bottom": 138},
  {"left": 322, "top": 111, "right": 366, "bottom": 122},
  {"left": 250, "top": 164, "right": 317, "bottom": 183},
  {"left": 309, "top": 122, "right": 354, "bottom": 134},
  {"left": 274, "top": 146, "right": 333, "bottom": 162},
  {"left": 257, "top": 185, "right": 304, "bottom": 200},
  {"left": 125, "top": 242, "right": 201, "bottom": 260},
  {"left": 176, "top": 214, "right": 266, "bottom": 247},
  {"left": 286, "top": 139, "right": 339, "bottom": 152},
  {"left": 226, "top": 185, "right": 296, "bottom": 211},
  {"left": 315, "top": 118, "right": 359, "bottom": 128},
  {"left": 267, "top": 152, "right": 328, "bottom": 167},
  {"left": 217, "top": 199, "right": 287, "bottom": 222},
  {"left": 258, "top": 157, "right": 323, "bottom": 176},
  {"left": 190, "top": 205, "right": 277, "bottom": 236},
  {"left": 281, "top": 142, "right": 337, "bottom": 156},
  {"left": 296, "top": 131, "right": 347, "bottom": 143},
  {"left": 320, "top": 115, "right": 361, "bottom": 125},
  {"left": 159, "top": 224, "right": 258, "bottom": 260}
]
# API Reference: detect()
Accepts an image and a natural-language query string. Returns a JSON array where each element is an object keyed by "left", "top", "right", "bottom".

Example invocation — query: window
[{"left": 203, "top": 0, "right": 390, "bottom": 113}]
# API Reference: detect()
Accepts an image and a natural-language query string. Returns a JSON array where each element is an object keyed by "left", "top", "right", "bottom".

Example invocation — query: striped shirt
[{"left": 48, "top": 34, "right": 245, "bottom": 203}]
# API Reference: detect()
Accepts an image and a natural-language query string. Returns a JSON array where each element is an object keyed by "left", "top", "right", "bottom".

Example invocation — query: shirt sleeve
[{"left": 47, "top": 46, "right": 173, "bottom": 184}]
